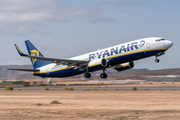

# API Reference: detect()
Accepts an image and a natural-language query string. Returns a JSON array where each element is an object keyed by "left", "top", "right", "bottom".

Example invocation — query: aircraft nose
[{"left": 164, "top": 40, "right": 173, "bottom": 49}]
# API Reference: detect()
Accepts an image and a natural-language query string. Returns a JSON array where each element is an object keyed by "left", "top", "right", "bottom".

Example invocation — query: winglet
[{"left": 15, "top": 44, "right": 26, "bottom": 56}]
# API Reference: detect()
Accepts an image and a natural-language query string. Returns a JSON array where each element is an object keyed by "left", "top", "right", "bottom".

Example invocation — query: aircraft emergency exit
[{"left": 8, "top": 37, "right": 173, "bottom": 79}]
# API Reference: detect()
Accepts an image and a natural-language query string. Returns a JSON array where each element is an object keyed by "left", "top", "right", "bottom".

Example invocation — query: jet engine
[
  {"left": 114, "top": 62, "right": 134, "bottom": 72},
  {"left": 88, "top": 58, "right": 108, "bottom": 68}
]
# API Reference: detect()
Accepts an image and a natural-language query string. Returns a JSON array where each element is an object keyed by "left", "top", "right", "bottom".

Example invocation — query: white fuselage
[{"left": 34, "top": 37, "right": 173, "bottom": 78}]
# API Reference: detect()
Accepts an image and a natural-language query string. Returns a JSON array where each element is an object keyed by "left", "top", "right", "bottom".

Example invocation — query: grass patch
[
  {"left": 132, "top": 87, "right": 137, "bottom": 91},
  {"left": 84, "top": 89, "right": 90, "bottom": 91},
  {"left": 5, "top": 86, "right": 13, "bottom": 91},
  {"left": 51, "top": 89, "right": 55, "bottom": 91},
  {"left": 44, "top": 88, "right": 49, "bottom": 90},
  {"left": 103, "top": 88, "right": 107, "bottom": 91},
  {"left": 84, "top": 89, "right": 98, "bottom": 91},
  {"left": 64, "top": 87, "right": 74, "bottom": 91}
]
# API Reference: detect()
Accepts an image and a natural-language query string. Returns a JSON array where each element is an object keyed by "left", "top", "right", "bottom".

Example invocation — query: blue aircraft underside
[{"left": 34, "top": 49, "right": 165, "bottom": 78}]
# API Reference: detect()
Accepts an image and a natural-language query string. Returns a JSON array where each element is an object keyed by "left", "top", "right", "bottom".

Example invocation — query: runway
[{"left": 0, "top": 83, "right": 180, "bottom": 91}]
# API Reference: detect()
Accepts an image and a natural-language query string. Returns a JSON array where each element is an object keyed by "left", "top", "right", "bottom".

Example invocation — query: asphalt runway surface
[{"left": 0, "top": 84, "right": 180, "bottom": 91}]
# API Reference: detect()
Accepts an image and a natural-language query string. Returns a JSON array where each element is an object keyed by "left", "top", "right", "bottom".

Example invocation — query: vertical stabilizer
[{"left": 25, "top": 40, "right": 51, "bottom": 69}]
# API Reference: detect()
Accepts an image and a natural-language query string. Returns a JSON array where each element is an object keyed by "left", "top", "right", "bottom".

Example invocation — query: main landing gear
[
  {"left": 100, "top": 73, "right": 107, "bottom": 79},
  {"left": 100, "top": 69, "right": 107, "bottom": 79},
  {"left": 84, "top": 72, "right": 91, "bottom": 78},
  {"left": 84, "top": 69, "right": 108, "bottom": 79}
]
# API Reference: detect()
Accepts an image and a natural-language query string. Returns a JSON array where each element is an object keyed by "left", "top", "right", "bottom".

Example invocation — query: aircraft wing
[{"left": 15, "top": 44, "right": 88, "bottom": 66}]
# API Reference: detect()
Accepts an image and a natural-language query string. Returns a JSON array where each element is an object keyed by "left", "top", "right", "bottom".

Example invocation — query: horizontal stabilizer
[{"left": 7, "top": 68, "right": 39, "bottom": 72}]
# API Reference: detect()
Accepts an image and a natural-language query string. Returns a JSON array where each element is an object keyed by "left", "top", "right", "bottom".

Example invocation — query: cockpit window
[{"left": 155, "top": 39, "right": 165, "bottom": 42}]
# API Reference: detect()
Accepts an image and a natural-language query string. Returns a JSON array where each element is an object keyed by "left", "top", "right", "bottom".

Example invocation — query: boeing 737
[{"left": 8, "top": 37, "right": 173, "bottom": 79}]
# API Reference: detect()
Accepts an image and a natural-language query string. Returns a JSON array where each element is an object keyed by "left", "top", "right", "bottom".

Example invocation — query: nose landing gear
[
  {"left": 155, "top": 58, "right": 160, "bottom": 63},
  {"left": 155, "top": 52, "right": 165, "bottom": 63}
]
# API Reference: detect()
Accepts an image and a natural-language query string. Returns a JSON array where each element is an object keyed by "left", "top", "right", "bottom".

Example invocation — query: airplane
[{"left": 8, "top": 37, "right": 173, "bottom": 79}]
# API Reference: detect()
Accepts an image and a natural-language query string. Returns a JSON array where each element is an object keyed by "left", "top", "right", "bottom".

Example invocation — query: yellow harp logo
[{"left": 30, "top": 50, "right": 39, "bottom": 64}]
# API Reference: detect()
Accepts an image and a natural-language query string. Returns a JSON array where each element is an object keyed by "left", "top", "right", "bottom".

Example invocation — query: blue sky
[{"left": 0, "top": 0, "right": 179, "bottom": 70}]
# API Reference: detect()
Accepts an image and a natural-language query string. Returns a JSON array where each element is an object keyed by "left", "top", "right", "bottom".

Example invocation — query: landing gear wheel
[
  {"left": 84, "top": 73, "right": 91, "bottom": 78},
  {"left": 155, "top": 59, "right": 160, "bottom": 63},
  {"left": 100, "top": 73, "right": 107, "bottom": 79}
]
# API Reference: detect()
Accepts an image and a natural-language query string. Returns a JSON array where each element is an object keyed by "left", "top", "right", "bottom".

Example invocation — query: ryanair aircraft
[{"left": 8, "top": 37, "right": 173, "bottom": 79}]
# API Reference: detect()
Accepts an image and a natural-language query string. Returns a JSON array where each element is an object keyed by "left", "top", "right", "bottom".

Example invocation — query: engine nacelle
[
  {"left": 114, "top": 62, "right": 134, "bottom": 72},
  {"left": 88, "top": 58, "right": 108, "bottom": 68}
]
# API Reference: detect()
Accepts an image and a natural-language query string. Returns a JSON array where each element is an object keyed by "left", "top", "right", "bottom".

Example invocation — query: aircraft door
[{"left": 146, "top": 40, "right": 150, "bottom": 48}]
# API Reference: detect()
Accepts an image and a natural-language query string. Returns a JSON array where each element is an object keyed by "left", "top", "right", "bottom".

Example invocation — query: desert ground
[{"left": 0, "top": 90, "right": 180, "bottom": 120}]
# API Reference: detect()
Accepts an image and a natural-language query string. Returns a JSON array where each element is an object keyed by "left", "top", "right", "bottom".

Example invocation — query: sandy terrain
[{"left": 0, "top": 91, "right": 180, "bottom": 120}]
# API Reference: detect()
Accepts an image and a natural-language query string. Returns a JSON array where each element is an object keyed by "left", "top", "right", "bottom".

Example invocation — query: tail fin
[{"left": 25, "top": 40, "right": 51, "bottom": 69}]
